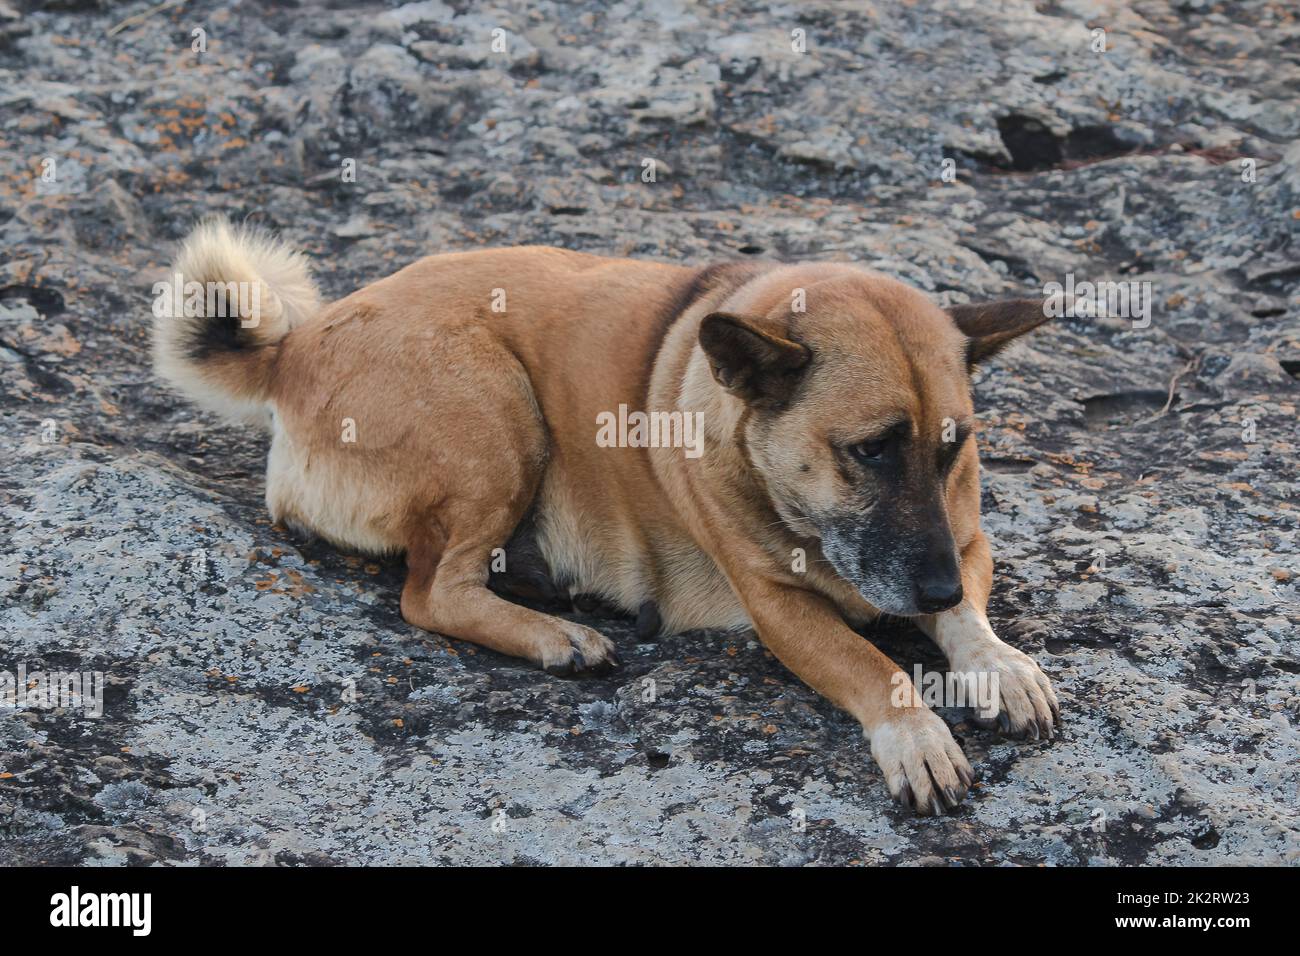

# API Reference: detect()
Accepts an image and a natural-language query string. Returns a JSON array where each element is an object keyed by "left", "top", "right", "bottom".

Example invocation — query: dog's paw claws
[
  {"left": 871, "top": 709, "right": 974, "bottom": 816},
  {"left": 956, "top": 761, "right": 976, "bottom": 789},
  {"left": 543, "top": 622, "right": 618, "bottom": 677},
  {"left": 957, "top": 642, "right": 1059, "bottom": 743},
  {"left": 896, "top": 782, "right": 914, "bottom": 810}
]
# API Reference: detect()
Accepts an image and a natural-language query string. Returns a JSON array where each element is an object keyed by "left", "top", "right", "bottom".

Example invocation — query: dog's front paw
[
  {"left": 954, "top": 641, "right": 1058, "bottom": 740},
  {"left": 869, "top": 708, "right": 975, "bottom": 816},
  {"left": 541, "top": 620, "right": 620, "bottom": 676}
]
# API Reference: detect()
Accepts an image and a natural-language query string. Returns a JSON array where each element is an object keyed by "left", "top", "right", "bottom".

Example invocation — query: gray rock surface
[{"left": 1, "top": 0, "right": 1297, "bottom": 865}]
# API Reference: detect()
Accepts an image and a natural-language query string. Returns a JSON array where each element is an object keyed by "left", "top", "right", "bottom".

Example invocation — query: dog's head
[{"left": 698, "top": 270, "right": 1049, "bottom": 617}]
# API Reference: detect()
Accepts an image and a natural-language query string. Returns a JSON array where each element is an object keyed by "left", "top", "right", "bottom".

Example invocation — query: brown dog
[{"left": 153, "top": 219, "right": 1059, "bottom": 814}]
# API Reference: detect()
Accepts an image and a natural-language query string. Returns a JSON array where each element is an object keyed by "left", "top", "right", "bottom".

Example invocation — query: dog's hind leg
[
  {"left": 303, "top": 318, "right": 618, "bottom": 674},
  {"left": 401, "top": 507, "right": 618, "bottom": 674},
  {"left": 395, "top": 373, "right": 618, "bottom": 676}
]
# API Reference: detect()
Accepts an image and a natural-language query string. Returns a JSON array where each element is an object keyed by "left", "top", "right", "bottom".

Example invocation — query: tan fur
[
  {"left": 152, "top": 222, "right": 1059, "bottom": 814},
  {"left": 152, "top": 218, "right": 320, "bottom": 425}
]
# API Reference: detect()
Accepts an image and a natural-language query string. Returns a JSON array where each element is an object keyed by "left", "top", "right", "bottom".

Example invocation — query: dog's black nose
[
  {"left": 911, "top": 522, "right": 963, "bottom": 613},
  {"left": 914, "top": 577, "right": 963, "bottom": 614}
]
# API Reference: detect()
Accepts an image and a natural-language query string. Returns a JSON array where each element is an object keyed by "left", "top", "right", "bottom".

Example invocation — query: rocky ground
[{"left": 1, "top": 0, "right": 1297, "bottom": 866}]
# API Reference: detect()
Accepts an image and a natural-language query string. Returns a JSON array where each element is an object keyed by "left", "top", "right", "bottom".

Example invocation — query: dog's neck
[{"left": 680, "top": 344, "right": 746, "bottom": 447}]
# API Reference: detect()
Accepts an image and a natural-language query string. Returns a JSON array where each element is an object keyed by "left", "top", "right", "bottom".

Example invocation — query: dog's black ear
[
  {"left": 699, "top": 312, "right": 810, "bottom": 407},
  {"left": 948, "top": 299, "right": 1051, "bottom": 368}
]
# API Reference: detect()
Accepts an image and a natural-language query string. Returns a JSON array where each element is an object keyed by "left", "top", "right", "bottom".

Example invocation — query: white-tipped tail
[{"left": 151, "top": 217, "right": 320, "bottom": 425}]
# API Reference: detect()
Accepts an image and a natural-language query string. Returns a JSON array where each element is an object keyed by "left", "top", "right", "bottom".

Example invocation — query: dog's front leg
[
  {"left": 918, "top": 532, "right": 1059, "bottom": 739},
  {"left": 739, "top": 580, "right": 974, "bottom": 814}
]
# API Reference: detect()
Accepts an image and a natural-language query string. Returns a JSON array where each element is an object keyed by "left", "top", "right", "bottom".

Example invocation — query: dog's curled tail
[{"left": 151, "top": 217, "right": 320, "bottom": 425}]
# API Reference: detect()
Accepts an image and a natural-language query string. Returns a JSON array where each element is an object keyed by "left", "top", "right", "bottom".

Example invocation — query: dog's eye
[{"left": 850, "top": 439, "right": 886, "bottom": 464}]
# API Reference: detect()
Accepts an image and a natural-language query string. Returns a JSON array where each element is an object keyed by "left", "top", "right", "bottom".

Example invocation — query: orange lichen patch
[
  {"left": 291, "top": 685, "right": 310, "bottom": 694},
  {"left": 1198, "top": 449, "right": 1248, "bottom": 462},
  {"left": 151, "top": 168, "right": 191, "bottom": 191},
  {"left": 1078, "top": 476, "right": 1107, "bottom": 490},
  {"left": 1045, "top": 451, "right": 1094, "bottom": 473},
  {"left": 253, "top": 573, "right": 278, "bottom": 590},
  {"left": 21, "top": 323, "right": 81, "bottom": 356},
  {"left": 280, "top": 568, "right": 316, "bottom": 596},
  {"left": 1219, "top": 482, "right": 1258, "bottom": 495}
]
